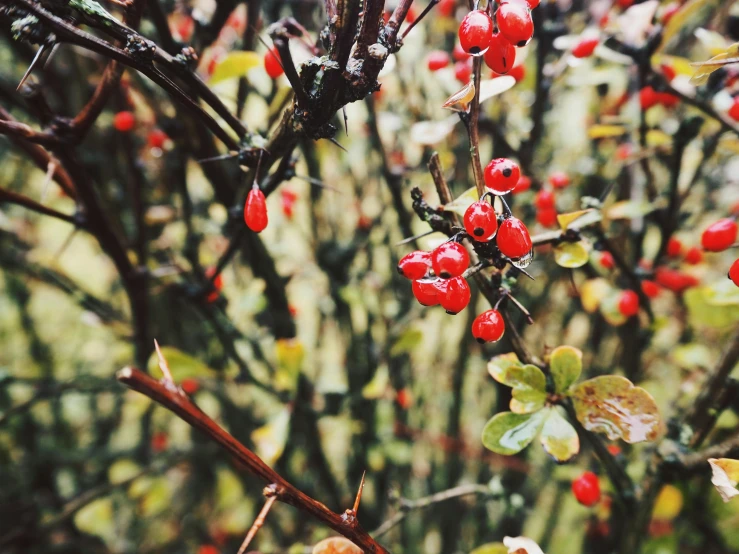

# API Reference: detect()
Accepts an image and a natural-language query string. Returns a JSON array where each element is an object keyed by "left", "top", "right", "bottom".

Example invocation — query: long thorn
[
  {"left": 17, "top": 43, "right": 50, "bottom": 90},
  {"left": 237, "top": 492, "right": 278, "bottom": 554},
  {"left": 327, "top": 137, "right": 347, "bottom": 152},
  {"left": 353, "top": 471, "right": 366, "bottom": 514},
  {"left": 343, "top": 106, "right": 348, "bottom": 136},
  {"left": 294, "top": 174, "right": 343, "bottom": 193},
  {"left": 197, "top": 152, "right": 239, "bottom": 164},
  {"left": 154, "top": 339, "right": 174, "bottom": 384},
  {"left": 396, "top": 229, "right": 435, "bottom": 246}
]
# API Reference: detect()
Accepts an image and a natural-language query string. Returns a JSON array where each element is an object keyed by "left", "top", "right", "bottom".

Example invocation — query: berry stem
[{"left": 462, "top": 56, "right": 486, "bottom": 199}]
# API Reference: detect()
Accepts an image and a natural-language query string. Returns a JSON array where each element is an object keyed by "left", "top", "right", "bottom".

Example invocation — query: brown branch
[
  {"left": 463, "top": 56, "right": 486, "bottom": 199},
  {"left": 0, "top": 187, "right": 79, "bottom": 225},
  {"left": 116, "top": 367, "right": 389, "bottom": 553},
  {"left": 0, "top": 117, "right": 59, "bottom": 146},
  {"left": 237, "top": 486, "right": 278, "bottom": 554}
]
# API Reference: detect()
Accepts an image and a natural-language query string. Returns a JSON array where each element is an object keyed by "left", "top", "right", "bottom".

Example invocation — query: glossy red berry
[
  {"left": 244, "top": 183, "right": 268, "bottom": 232},
  {"left": 512, "top": 175, "right": 532, "bottom": 194},
  {"left": 524, "top": 0, "right": 540, "bottom": 8},
  {"left": 432, "top": 242, "right": 470, "bottom": 278},
  {"left": 205, "top": 267, "right": 223, "bottom": 303},
  {"left": 599, "top": 251, "right": 615, "bottom": 270},
  {"left": 148, "top": 128, "right": 168, "bottom": 148},
  {"left": 640, "top": 86, "right": 659, "bottom": 110},
  {"left": 398, "top": 250, "right": 432, "bottom": 280},
  {"left": 427, "top": 50, "right": 451, "bottom": 71},
  {"left": 113, "top": 111, "right": 136, "bottom": 132},
  {"left": 497, "top": 217, "right": 532, "bottom": 259},
  {"left": 458, "top": 10, "right": 494, "bottom": 55},
  {"left": 684, "top": 246, "right": 703, "bottom": 265},
  {"left": 655, "top": 267, "right": 699, "bottom": 293},
  {"left": 397, "top": 388, "right": 413, "bottom": 409},
  {"left": 452, "top": 43, "right": 470, "bottom": 62},
  {"left": 264, "top": 47, "right": 284, "bottom": 79},
  {"left": 701, "top": 218, "right": 738, "bottom": 252},
  {"left": 454, "top": 60, "right": 472, "bottom": 83},
  {"left": 641, "top": 280, "right": 660, "bottom": 298},
  {"left": 729, "top": 98, "right": 739, "bottom": 122},
  {"left": 484, "top": 158, "right": 520, "bottom": 195},
  {"left": 730, "top": 259, "right": 739, "bottom": 287},
  {"left": 198, "top": 546, "right": 219, "bottom": 554},
  {"left": 661, "top": 63, "right": 676, "bottom": 82},
  {"left": 496, "top": 2, "right": 534, "bottom": 47},
  {"left": 618, "top": 289, "right": 640, "bottom": 317},
  {"left": 464, "top": 201, "right": 498, "bottom": 241},
  {"left": 181, "top": 378, "right": 200, "bottom": 394},
  {"left": 412, "top": 279, "right": 440, "bottom": 306},
  {"left": 437, "top": 0, "right": 457, "bottom": 17},
  {"left": 507, "top": 64, "right": 526, "bottom": 82},
  {"left": 472, "top": 309, "right": 505, "bottom": 343},
  {"left": 483, "top": 32, "right": 516, "bottom": 74},
  {"left": 572, "top": 472, "right": 601, "bottom": 507},
  {"left": 658, "top": 92, "right": 680, "bottom": 108},
  {"left": 535, "top": 189, "right": 555, "bottom": 210},
  {"left": 572, "top": 37, "right": 599, "bottom": 58},
  {"left": 536, "top": 207, "right": 557, "bottom": 227},
  {"left": 440, "top": 276, "right": 471, "bottom": 314},
  {"left": 549, "top": 171, "right": 570, "bottom": 189},
  {"left": 666, "top": 237, "right": 683, "bottom": 257}
]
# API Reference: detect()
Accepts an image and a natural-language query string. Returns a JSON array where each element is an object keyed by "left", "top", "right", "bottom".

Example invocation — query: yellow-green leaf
[
  {"left": 661, "top": 0, "right": 720, "bottom": 51},
  {"left": 690, "top": 42, "right": 739, "bottom": 86},
  {"left": 581, "top": 278, "right": 612, "bottom": 314},
  {"left": 588, "top": 124, "right": 627, "bottom": 139},
  {"left": 209, "top": 51, "right": 261, "bottom": 85},
  {"left": 557, "top": 209, "right": 601, "bottom": 231},
  {"left": 470, "top": 544, "right": 508, "bottom": 554},
  {"left": 708, "top": 458, "right": 739, "bottom": 502},
  {"left": 442, "top": 81, "right": 475, "bottom": 111},
  {"left": 511, "top": 387, "right": 547, "bottom": 415},
  {"left": 571, "top": 375, "right": 661, "bottom": 443},
  {"left": 653, "top": 485, "right": 684, "bottom": 520},
  {"left": 488, "top": 357, "right": 545, "bottom": 392},
  {"left": 481, "top": 410, "right": 546, "bottom": 456},
  {"left": 146, "top": 347, "right": 215, "bottom": 379},
  {"left": 539, "top": 406, "right": 580, "bottom": 462},
  {"left": 553, "top": 241, "right": 591, "bottom": 268},
  {"left": 443, "top": 185, "right": 482, "bottom": 216},
  {"left": 390, "top": 328, "right": 423, "bottom": 356},
  {"left": 549, "top": 345, "right": 583, "bottom": 393},
  {"left": 74, "top": 497, "right": 115, "bottom": 543},
  {"left": 251, "top": 408, "right": 291, "bottom": 466}
]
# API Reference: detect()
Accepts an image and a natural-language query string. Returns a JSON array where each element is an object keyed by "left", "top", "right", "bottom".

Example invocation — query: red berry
[
  {"left": 666, "top": 237, "right": 683, "bottom": 257},
  {"left": 607, "top": 444, "right": 622, "bottom": 456},
  {"left": 549, "top": 171, "right": 570, "bottom": 189},
  {"left": 483, "top": 32, "right": 516, "bottom": 74},
  {"left": 151, "top": 431, "right": 168, "bottom": 453},
  {"left": 472, "top": 309, "right": 505, "bottom": 343},
  {"left": 244, "top": 183, "right": 268, "bottom": 232},
  {"left": 484, "top": 158, "right": 521, "bottom": 195},
  {"left": 536, "top": 207, "right": 558, "bottom": 227},
  {"left": 618, "top": 289, "right": 640, "bottom": 317},
  {"left": 397, "top": 388, "right": 413, "bottom": 409},
  {"left": 406, "top": 5, "right": 418, "bottom": 23},
  {"left": 464, "top": 200, "right": 498, "bottom": 241},
  {"left": 641, "top": 280, "right": 660, "bottom": 298},
  {"left": 729, "top": 98, "right": 739, "bottom": 122},
  {"left": 264, "top": 47, "right": 283, "bottom": 79},
  {"left": 535, "top": 189, "right": 555, "bottom": 210},
  {"left": 730, "top": 259, "right": 739, "bottom": 287},
  {"left": 640, "top": 86, "right": 659, "bottom": 110},
  {"left": 701, "top": 218, "right": 738, "bottom": 252},
  {"left": 437, "top": 0, "right": 457, "bottom": 18},
  {"left": 525, "top": 0, "right": 540, "bottom": 8},
  {"left": 440, "top": 276, "right": 471, "bottom": 314},
  {"left": 412, "top": 279, "right": 441, "bottom": 306},
  {"left": 661, "top": 63, "right": 676, "bottom": 82},
  {"left": 599, "top": 251, "right": 615, "bottom": 270},
  {"left": 398, "top": 250, "right": 432, "bottom": 280},
  {"left": 616, "top": 0, "right": 634, "bottom": 8},
  {"left": 572, "top": 471, "right": 601, "bottom": 507},
  {"left": 452, "top": 43, "right": 470, "bottom": 62},
  {"left": 615, "top": 143, "right": 632, "bottom": 160},
  {"left": 655, "top": 267, "right": 699, "bottom": 293},
  {"left": 458, "top": 10, "right": 494, "bottom": 55},
  {"left": 427, "top": 50, "right": 451, "bottom": 71},
  {"left": 496, "top": 2, "right": 534, "bottom": 47},
  {"left": 205, "top": 267, "right": 223, "bottom": 303},
  {"left": 198, "top": 546, "right": 219, "bottom": 554},
  {"left": 181, "top": 378, "right": 200, "bottom": 394},
  {"left": 512, "top": 175, "right": 532, "bottom": 194},
  {"left": 432, "top": 242, "right": 470, "bottom": 278},
  {"left": 661, "top": 2, "right": 680, "bottom": 24},
  {"left": 148, "top": 128, "right": 168, "bottom": 148},
  {"left": 684, "top": 247, "right": 703, "bottom": 265},
  {"left": 113, "top": 111, "right": 136, "bottom": 132},
  {"left": 572, "top": 37, "right": 599, "bottom": 58},
  {"left": 454, "top": 60, "right": 472, "bottom": 83},
  {"left": 658, "top": 92, "right": 679, "bottom": 108},
  {"left": 507, "top": 64, "right": 526, "bottom": 82},
  {"left": 497, "top": 217, "right": 532, "bottom": 259}
]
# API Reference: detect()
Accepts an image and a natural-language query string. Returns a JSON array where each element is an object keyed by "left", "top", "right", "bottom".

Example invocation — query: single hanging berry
[
  {"left": 483, "top": 32, "right": 516, "bottom": 74},
  {"left": 244, "top": 183, "right": 268, "bottom": 232},
  {"left": 113, "top": 111, "right": 136, "bottom": 132},
  {"left": 264, "top": 47, "right": 284, "bottom": 79},
  {"left": 484, "top": 158, "right": 521, "bottom": 195},
  {"left": 572, "top": 37, "right": 599, "bottom": 58},
  {"left": 684, "top": 246, "right": 703, "bottom": 265},
  {"left": 512, "top": 175, "right": 531, "bottom": 194},
  {"left": 496, "top": 2, "right": 534, "bottom": 47},
  {"left": 536, "top": 207, "right": 557, "bottom": 228},
  {"left": 618, "top": 289, "right": 640, "bottom": 317},
  {"left": 701, "top": 218, "right": 738, "bottom": 252},
  {"left": 497, "top": 217, "right": 532, "bottom": 259},
  {"left": 204, "top": 267, "right": 224, "bottom": 303},
  {"left": 454, "top": 60, "right": 472, "bottom": 83},
  {"left": 535, "top": 189, "right": 555, "bottom": 209},
  {"left": 666, "top": 237, "right": 682, "bottom": 257},
  {"left": 471, "top": 309, "right": 505, "bottom": 343},
  {"left": 398, "top": 251, "right": 432, "bottom": 280},
  {"left": 432, "top": 242, "right": 470, "bottom": 278},
  {"left": 458, "top": 10, "right": 494, "bottom": 55},
  {"left": 412, "top": 279, "right": 440, "bottom": 306},
  {"left": 464, "top": 200, "right": 498, "bottom": 241},
  {"left": 599, "top": 251, "right": 615, "bottom": 270},
  {"left": 440, "top": 276, "right": 471, "bottom": 314},
  {"left": 427, "top": 50, "right": 451, "bottom": 71},
  {"left": 549, "top": 171, "right": 570, "bottom": 189},
  {"left": 641, "top": 280, "right": 660, "bottom": 298},
  {"left": 148, "top": 128, "right": 168, "bottom": 148},
  {"left": 730, "top": 259, "right": 739, "bottom": 287},
  {"left": 572, "top": 471, "right": 601, "bottom": 507}
]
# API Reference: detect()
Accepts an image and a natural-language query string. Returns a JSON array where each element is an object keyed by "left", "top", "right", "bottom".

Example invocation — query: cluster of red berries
[{"left": 572, "top": 471, "right": 601, "bottom": 507}]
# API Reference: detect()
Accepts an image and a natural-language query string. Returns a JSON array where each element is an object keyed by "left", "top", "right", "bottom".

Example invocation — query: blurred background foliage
[{"left": 1, "top": 0, "right": 739, "bottom": 553}]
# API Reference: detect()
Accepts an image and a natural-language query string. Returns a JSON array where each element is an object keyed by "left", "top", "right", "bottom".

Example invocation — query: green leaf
[
  {"left": 146, "top": 347, "right": 215, "bottom": 379},
  {"left": 209, "top": 51, "right": 261, "bottom": 85},
  {"left": 74, "top": 497, "right": 115, "bottom": 544},
  {"left": 487, "top": 352, "right": 523, "bottom": 382},
  {"left": 709, "top": 458, "right": 739, "bottom": 502},
  {"left": 571, "top": 375, "right": 661, "bottom": 443},
  {"left": 481, "top": 410, "right": 546, "bottom": 455},
  {"left": 553, "top": 241, "right": 591, "bottom": 268},
  {"left": 469, "top": 543, "right": 508, "bottom": 554},
  {"left": 390, "top": 328, "right": 423, "bottom": 356},
  {"left": 549, "top": 345, "right": 583, "bottom": 393},
  {"left": 706, "top": 279, "right": 739, "bottom": 307},
  {"left": 685, "top": 287, "right": 739, "bottom": 329},
  {"left": 539, "top": 406, "right": 580, "bottom": 462},
  {"left": 489, "top": 356, "right": 545, "bottom": 392},
  {"left": 510, "top": 387, "right": 547, "bottom": 414},
  {"left": 251, "top": 408, "right": 291, "bottom": 466}
]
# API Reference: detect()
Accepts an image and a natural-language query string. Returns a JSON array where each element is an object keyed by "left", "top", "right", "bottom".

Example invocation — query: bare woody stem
[
  {"left": 116, "top": 367, "right": 389, "bottom": 553},
  {"left": 465, "top": 57, "right": 486, "bottom": 199}
]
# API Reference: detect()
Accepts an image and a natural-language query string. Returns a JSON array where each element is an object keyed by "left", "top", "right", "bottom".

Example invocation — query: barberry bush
[{"left": 1, "top": 0, "right": 739, "bottom": 553}]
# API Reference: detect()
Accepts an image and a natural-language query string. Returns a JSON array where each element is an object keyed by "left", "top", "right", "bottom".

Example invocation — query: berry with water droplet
[
  {"left": 458, "top": 10, "right": 494, "bottom": 55},
  {"left": 472, "top": 309, "right": 505, "bottom": 343},
  {"left": 497, "top": 217, "right": 532, "bottom": 259},
  {"left": 464, "top": 200, "right": 498, "bottom": 241},
  {"left": 483, "top": 32, "right": 516, "bottom": 74},
  {"left": 398, "top": 251, "right": 432, "bottom": 280},
  {"left": 440, "top": 276, "right": 471, "bottom": 314},
  {"left": 496, "top": 2, "right": 534, "bottom": 47},
  {"left": 432, "top": 242, "right": 470, "bottom": 278},
  {"left": 244, "top": 183, "right": 268, "bottom": 232},
  {"left": 484, "top": 158, "right": 521, "bottom": 195},
  {"left": 701, "top": 218, "right": 738, "bottom": 252},
  {"left": 412, "top": 279, "right": 440, "bottom": 306}
]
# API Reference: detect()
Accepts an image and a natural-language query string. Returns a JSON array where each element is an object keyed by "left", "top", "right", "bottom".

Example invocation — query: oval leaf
[
  {"left": 479, "top": 76, "right": 516, "bottom": 103},
  {"left": 481, "top": 410, "right": 546, "bottom": 456},
  {"left": 410, "top": 117, "right": 458, "bottom": 145},
  {"left": 557, "top": 209, "right": 601, "bottom": 231},
  {"left": 708, "top": 458, "right": 739, "bottom": 503},
  {"left": 210, "top": 51, "right": 261, "bottom": 85},
  {"left": 549, "top": 345, "right": 583, "bottom": 393},
  {"left": 571, "top": 375, "right": 661, "bottom": 443},
  {"left": 553, "top": 241, "right": 591, "bottom": 268},
  {"left": 511, "top": 387, "right": 547, "bottom": 414},
  {"left": 489, "top": 358, "right": 546, "bottom": 392},
  {"left": 539, "top": 406, "right": 580, "bottom": 462},
  {"left": 313, "top": 537, "right": 363, "bottom": 554}
]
